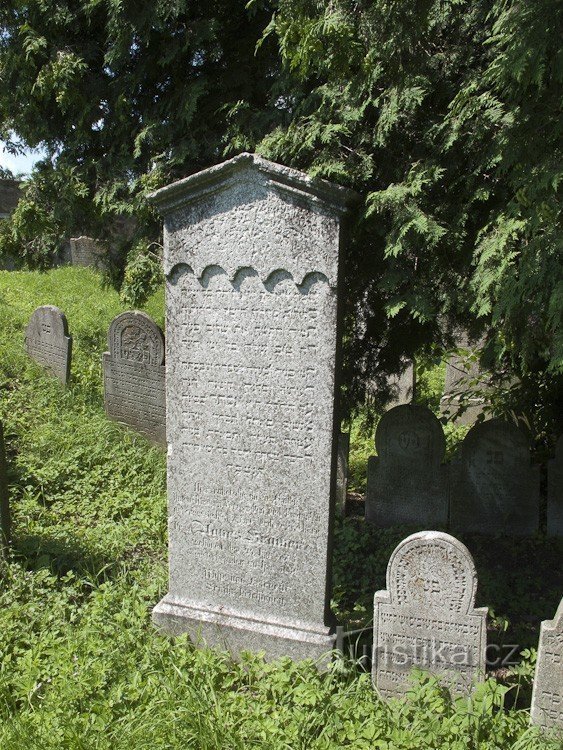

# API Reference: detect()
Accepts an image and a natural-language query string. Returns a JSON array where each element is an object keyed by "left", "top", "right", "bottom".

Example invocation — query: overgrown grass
[{"left": 0, "top": 268, "right": 560, "bottom": 748}]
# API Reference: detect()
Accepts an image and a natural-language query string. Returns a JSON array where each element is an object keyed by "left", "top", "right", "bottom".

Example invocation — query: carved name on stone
[
  {"left": 547, "top": 437, "right": 563, "bottom": 537},
  {"left": 103, "top": 311, "right": 166, "bottom": 445},
  {"left": 25, "top": 305, "right": 72, "bottom": 385},
  {"left": 149, "top": 153, "right": 357, "bottom": 661},
  {"left": 366, "top": 405, "right": 448, "bottom": 527},
  {"left": 531, "top": 598, "right": 563, "bottom": 732},
  {"left": 450, "top": 419, "right": 539, "bottom": 535},
  {"left": 372, "top": 531, "right": 487, "bottom": 698}
]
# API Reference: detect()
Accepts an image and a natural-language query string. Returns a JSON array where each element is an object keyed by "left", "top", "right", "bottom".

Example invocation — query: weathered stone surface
[
  {"left": 149, "top": 153, "right": 357, "bottom": 661},
  {"left": 547, "top": 437, "right": 563, "bottom": 537},
  {"left": 450, "top": 419, "right": 539, "bottom": 535},
  {"left": 388, "top": 360, "right": 416, "bottom": 408},
  {"left": 336, "top": 432, "right": 350, "bottom": 514},
  {"left": 25, "top": 305, "right": 72, "bottom": 384},
  {"left": 366, "top": 405, "right": 448, "bottom": 527},
  {"left": 70, "top": 236, "right": 108, "bottom": 269},
  {"left": 531, "top": 598, "right": 563, "bottom": 732},
  {"left": 0, "top": 421, "right": 10, "bottom": 553},
  {"left": 440, "top": 336, "right": 488, "bottom": 425},
  {"left": 103, "top": 311, "right": 166, "bottom": 445},
  {"left": 372, "top": 531, "right": 487, "bottom": 698}
]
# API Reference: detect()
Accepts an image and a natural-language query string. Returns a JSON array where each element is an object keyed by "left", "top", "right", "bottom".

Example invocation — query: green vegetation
[{"left": 0, "top": 268, "right": 561, "bottom": 748}]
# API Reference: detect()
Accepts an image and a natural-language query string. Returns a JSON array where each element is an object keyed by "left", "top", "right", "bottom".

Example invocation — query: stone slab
[
  {"left": 24, "top": 305, "right": 72, "bottom": 385},
  {"left": 547, "top": 436, "right": 563, "bottom": 537},
  {"left": 103, "top": 311, "right": 166, "bottom": 445},
  {"left": 531, "top": 597, "right": 563, "bottom": 733},
  {"left": 372, "top": 531, "right": 487, "bottom": 698},
  {"left": 336, "top": 432, "right": 350, "bottom": 514},
  {"left": 450, "top": 419, "right": 540, "bottom": 535},
  {"left": 70, "top": 236, "right": 108, "bottom": 269},
  {"left": 0, "top": 421, "right": 10, "bottom": 553},
  {"left": 149, "top": 152, "right": 357, "bottom": 661},
  {"left": 365, "top": 405, "right": 448, "bottom": 527},
  {"left": 440, "top": 336, "right": 487, "bottom": 425}
]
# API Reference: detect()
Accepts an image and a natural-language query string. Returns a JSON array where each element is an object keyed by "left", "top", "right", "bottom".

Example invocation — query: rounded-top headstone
[
  {"left": 461, "top": 418, "right": 529, "bottom": 462},
  {"left": 25, "top": 305, "right": 72, "bottom": 384},
  {"left": 375, "top": 404, "right": 445, "bottom": 467},
  {"left": 108, "top": 311, "right": 164, "bottom": 367}
]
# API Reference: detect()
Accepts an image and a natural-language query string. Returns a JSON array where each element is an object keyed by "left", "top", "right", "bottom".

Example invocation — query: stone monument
[
  {"left": 25, "top": 305, "right": 72, "bottom": 385},
  {"left": 148, "top": 153, "right": 357, "bottom": 660},
  {"left": 365, "top": 405, "right": 448, "bottom": 527},
  {"left": 450, "top": 419, "right": 540, "bottom": 535},
  {"left": 372, "top": 531, "right": 487, "bottom": 698},
  {"left": 336, "top": 432, "right": 350, "bottom": 514},
  {"left": 70, "top": 236, "right": 107, "bottom": 269},
  {"left": 547, "top": 437, "right": 563, "bottom": 537},
  {"left": 103, "top": 311, "right": 166, "bottom": 445},
  {"left": 531, "top": 597, "right": 563, "bottom": 732},
  {"left": 0, "top": 421, "right": 10, "bottom": 553}
]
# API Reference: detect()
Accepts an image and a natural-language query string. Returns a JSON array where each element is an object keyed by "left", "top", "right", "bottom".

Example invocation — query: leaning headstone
[
  {"left": 450, "top": 419, "right": 540, "bottom": 535},
  {"left": 547, "top": 437, "right": 563, "bottom": 537},
  {"left": 531, "top": 597, "right": 563, "bottom": 733},
  {"left": 372, "top": 531, "right": 487, "bottom": 698},
  {"left": 25, "top": 306, "right": 72, "bottom": 385},
  {"left": 149, "top": 152, "right": 357, "bottom": 661},
  {"left": 103, "top": 311, "right": 166, "bottom": 445},
  {"left": 70, "top": 236, "right": 107, "bottom": 269},
  {"left": 336, "top": 432, "right": 350, "bottom": 514},
  {"left": 365, "top": 405, "right": 448, "bottom": 527},
  {"left": 0, "top": 421, "right": 10, "bottom": 553}
]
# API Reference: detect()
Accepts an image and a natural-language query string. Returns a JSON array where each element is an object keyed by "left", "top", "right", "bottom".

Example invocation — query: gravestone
[
  {"left": 547, "top": 437, "right": 563, "bottom": 537},
  {"left": 0, "top": 421, "right": 10, "bottom": 553},
  {"left": 336, "top": 432, "right": 350, "bottom": 514},
  {"left": 372, "top": 531, "right": 487, "bottom": 698},
  {"left": 103, "top": 311, "right": 166, "bottom": 445},
  {"left": 388, "top": 359, "right": 416, "bottom": 407},
  {"left": 531, "top": 597, "right": 563, "bottom": 732},
  {"left": 148, "top": 152, "right": 357, "bottom": 661},
  {"left": 450, "top": 419, "right": 540, "bottom": 535},
  {"left": 440, "top": 336, "right": 487, "bottom": 425},
  {"left": 365, "top": 405, "right": 448, "bottom": 527},
  {"left": 70, "top": 236, "right": 107, "bottom": 269},
  {"left": 25, "top": 306, "right": 72, "bottom": 385}
]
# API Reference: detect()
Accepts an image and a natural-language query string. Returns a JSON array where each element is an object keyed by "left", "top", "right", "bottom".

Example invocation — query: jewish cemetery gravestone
[
  {"left": 148, "top": 153, "right": 357, "bottom": 661},
  {"left": 531, "top": 597, "right": 563, "bottom": 732},
  {"left": 336, "top": 432, "right": 350, "bottom": 514},
  {"left": 440, "top": 335, "right": 488, "bottom": 425},
  {"left": 365, "top": 405, "right": 448, "bottom": 527},
  {"left": 0, "top": 421, "right": 10, "bottom": 553},
  {"left": 547, "top": 437, "right": 563, "bottom": 537},
  {"left": 372, "top": 531, "right": 487, "bottom": 698},
  {"left": 70, "top": 236, "right": 107, "bottom": 269},
  {"left": 450, "top": 419, "right": 540, "bottom": 535},
  {"left": 25, "top": 305, "right": 72, "bottom": 385},
  {"left": 388, "top": 359, "right": 415, "bottom": 408},
  {"left": 103, "top": 311, "right": 166, "bottom": 445}
]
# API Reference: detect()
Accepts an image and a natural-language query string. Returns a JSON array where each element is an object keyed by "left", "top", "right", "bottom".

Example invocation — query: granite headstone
[
  {"left": 372, "top": 531, "right": 487, "bottom": 698},
  {"left": 531, "top": 597, "right": 563, "bottom": 732},
  {"left": 366, "top": 405, "right": 448, "bottom": 527},
  {"left": 547, "top": 437, "right": 563, "bottom": 537},
  {"left": 103, "top": 311, "right": 166, "bottom": 445},
  {"left": 450, "top": 419, "right": 540, "bottom": 535},
  {"left": 25, "top": 305, "right": 72, "bottom": 385},
  {"left": 149, "top": 153, "right": 357, "bottom": 661}
]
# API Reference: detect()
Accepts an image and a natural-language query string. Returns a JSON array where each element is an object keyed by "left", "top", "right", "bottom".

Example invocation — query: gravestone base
[{"left": 153, "top": 597, "right": 335, "bottom": 662}]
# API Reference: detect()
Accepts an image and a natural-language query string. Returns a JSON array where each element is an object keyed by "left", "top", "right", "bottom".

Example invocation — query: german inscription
[{"left": 25, "top": 305, "right": 72, "bottom": 384}]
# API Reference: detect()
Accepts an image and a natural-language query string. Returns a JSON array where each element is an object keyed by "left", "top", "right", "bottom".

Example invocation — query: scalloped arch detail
[{"left": 168, "top": 262, "right": 330, "bottom": 290}]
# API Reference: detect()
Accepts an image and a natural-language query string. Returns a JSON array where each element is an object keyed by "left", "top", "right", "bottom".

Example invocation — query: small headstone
[
  {"left": 25, "top": 306, "right": 72, "bottom": 385},
  {"left": 365, "top": 405, "right": 448, "bottom": 527},
  {"left": 547, "top": 437, "right": 563, "bottom": 537},
  {"left": 70, "top": 236, "right": 107, "bottom": 269},
  {"left": 0, "top": 421, "right": 10, "bottom": 553},
  {"left": 450, "top": 419, "right": 540, "bottom": 535},
  {"left": 531, "top": 597, "right": 563, "bottom": 732},
  {"left": 336, "top": 432, "right": 350, "bottom": 514},
  {"left": 372, "top": 531, "right": 487, "bottom": 698},
  {"left": 103, "top": 311, "right": 166, "bottom": 445},
  {"left": 149, "top": 152, "right": 357, "bottom": 661}
]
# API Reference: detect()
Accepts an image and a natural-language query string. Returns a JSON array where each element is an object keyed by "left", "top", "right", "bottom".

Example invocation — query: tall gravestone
[
  {"left": 336, "top": 432, "right": 350, "bottom": 514},
  {"left": 365, "top": 405, "right": 448, "bottom": 527},
  {"left": 440, "top": 335, "right": 488, "bottom": 425},
  {"left": 450, "top": 419, "right": 540, "bottom": 535},
  {"left": 531, "top": 597, "right": 563, "bottom": 733},
  {"left": 372, "top": 531, "right": 487, "bottom": 698},
  {"left": 70, "top": 236, "right": 108, "bottom": 269},
  {"left": 547, "top": 437, "right": 563, "bottom": 537},
  {"left": 25, "top": 306, "right": 72, "bottom": 385},
  {"left": 149, "top": 153, "right": 357, "bottom": 660},
  {"left": 0, "top": 421, "right": 10, "bottom": 554},
  {"left": 103, "top": 311, "right": 166, "bottom": 445}
]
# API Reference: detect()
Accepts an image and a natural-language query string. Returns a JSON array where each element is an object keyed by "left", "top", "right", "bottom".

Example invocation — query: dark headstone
[
  {"left": 25, "top": 306, "right": 72, "bottom": 385},
  {"left": 547, "top": 436, "right": 563, "bottom": 537}
]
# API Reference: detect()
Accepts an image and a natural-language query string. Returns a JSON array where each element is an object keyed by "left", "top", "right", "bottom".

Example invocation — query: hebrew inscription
[
  {"left": 372, "top": 531, "right": 487, "bottom": 698},
  {"left": 25, "top": 305, "right": 72, "bottom": 385},
  {"left": 103, "top": 311, "right": 165, "bottom": 445},
  {"left": 531, "top": 598, "right": 563, "bottom": 732},
  {"left": 70, "top": 236, "right": 107, "bottom": 269}
]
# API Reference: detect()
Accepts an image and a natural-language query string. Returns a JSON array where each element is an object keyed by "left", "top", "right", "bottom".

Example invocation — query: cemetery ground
[{"left": 0, "top": 268, "right": 561, "bottom": 749}]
